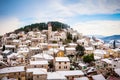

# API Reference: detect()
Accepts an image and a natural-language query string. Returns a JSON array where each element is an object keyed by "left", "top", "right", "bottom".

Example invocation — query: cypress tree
[{"left": 113, "top": 40, "right": 116, "bottom": 49}]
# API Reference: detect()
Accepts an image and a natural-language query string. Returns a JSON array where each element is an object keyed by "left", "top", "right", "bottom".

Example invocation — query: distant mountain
[
  {"left": 102, "top": 35, "right": 120, "bottom": 42},
  {"left": 14, "top": 21, "right": 70, "bottom": 33},
  {"left": 86, "top": 35, "right": 105, "bottom": 38}
]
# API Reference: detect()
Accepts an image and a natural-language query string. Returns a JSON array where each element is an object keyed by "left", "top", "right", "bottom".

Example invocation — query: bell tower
[{"left": 48, "top": 23, "right": 52, "bottom": 41}]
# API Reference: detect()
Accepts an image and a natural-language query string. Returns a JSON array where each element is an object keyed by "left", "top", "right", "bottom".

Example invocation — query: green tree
[
  {"left": 48, "top": 62, "right": 54, "bottom": 68},
  {"left": 83, "top": 54, "right": 94, "bottom": 63},
  {"left": 113, "top": 40, "right": 116, "bottom": 49},
  {"left": 52, "top": 41, "right": 57, "bottom": 43},
  {"left": 63, "top": 39, "right": 71, "bottom": 44},
  {"left": 73, "top": 37, "right": 77, "bottom": 42},
  {"left": 2, "top": 45, "right": 5, "bottom": 51},
  {"left": 76, "top": 44, "right": 85, "bottom": 56},
  {"left": 60, "top": 38, "right": 62, "bottom": 42},
  {"left": 67, "top": 32, "right": 72, "bottom": 40}
]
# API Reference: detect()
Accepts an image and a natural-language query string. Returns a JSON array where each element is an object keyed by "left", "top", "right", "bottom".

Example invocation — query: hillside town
[{"left": 0, "top": 23, "right": 120, "bottom": 80}]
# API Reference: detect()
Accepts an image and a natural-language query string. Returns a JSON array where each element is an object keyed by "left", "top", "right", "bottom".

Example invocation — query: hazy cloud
[
  {"left": 0, "top": 17, "right": 21, "bottom": 35},
  {"left": 73, "top": 20, "right": 120, "bottom": 36}
]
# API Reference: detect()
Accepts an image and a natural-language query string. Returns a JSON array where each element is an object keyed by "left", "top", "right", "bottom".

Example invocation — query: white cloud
[
  {"left": 36, "top": 17, "right": 66, "bottom": 23},
  {"left": 18, "top": 0, "right": 73, "bottom": 25},
  {"left": 0, "top": 17, "right": 21, "bottom": 35},
  {"left": 33, "top": 0, "right": 74, "bottom": 19},
  {"left": 72, "top": 20, "right": 120, "bottom": 36},
  {"left": 30, "top": 0, "right": 120, "bottom": 22},
  {"left": 67, "top": 0, "right": 120, "bottom": 15},
  {"left": 32, "top": 0, "right": 120, "bottom": 18},
  {"left": 11, "top": 0, "right": 120, "bottom": 25}
]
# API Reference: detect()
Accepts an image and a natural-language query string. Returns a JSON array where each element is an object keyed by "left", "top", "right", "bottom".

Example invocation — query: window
[
  {"left": 65, "top": 62, "right": 67, "bottom": 64},
  {"left": 19, "top": 72, "right": 20, "bottom": 75},
  {"left": 104, "top": 64, "right": 107, "bottom": 67},
  {"left": 59, "top": 66, "right": 61, "bottom": 69},
  {"left": 37, "top": 76, "right": 39, "bottom": 78},
  {"left": 109, "top": 64, "right": 112, "bottom": 66},
  {"left": 64, "top": 66, "right": 65, "bottom": 69},
  {"left": 72, "top": 76, "right": 74, "bottom": 79},
  {"left": 114, "top": 65, "right": 116, "bottom": 67},
  {"left": 64, "top": 66, "right": 67, "bottom": 69},
  {"left": 59, "top": 62, "right": 61, "bottom": 64},
  {"left": 66, "top": 66, "right": 67, "bottom": 69},
  {"left": 18, "top": 78, "right": 21, "bottom": 80}
]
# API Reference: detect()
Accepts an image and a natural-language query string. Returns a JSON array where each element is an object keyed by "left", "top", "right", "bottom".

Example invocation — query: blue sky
[{"left": 0, "top": 0, "right": 120, "bottom": 36}]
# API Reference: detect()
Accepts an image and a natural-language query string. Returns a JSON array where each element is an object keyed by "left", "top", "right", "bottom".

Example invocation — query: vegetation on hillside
[
  {"left": 63, "top": 32, "right": 73, "bottom": 44},
  {"left": 14, "top": 21, "right": 70, "bottom": 33},
  {"left": 83, "top": 54, "right": 94, "bottom": 63}
]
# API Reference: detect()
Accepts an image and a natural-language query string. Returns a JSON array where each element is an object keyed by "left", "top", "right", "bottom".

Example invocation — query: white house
[
  {"left": 12, "top": 39, "right": 20, "bottom": 46},
  {"left": 0, "top": 66, "right": 25, "bottom": 80},
  {"left": 74, "top": 77, "right": 89, "bottom": 80},
  {"left": 31, "top": 53, "right": 53, "bottom": 61},
  {"left": 92, "top": 74, "right": 106, "bottom": 80},
  {"left": 52, "top": 32, "right": 61, "bottom": 41},
  {"left": 37, "top": 43, "right": 48, "bottom": 50},
  {"left": 48, "top": 43, "right": 59, "bottom": 48},
  {"left": 5, "top": 45, "right": 16, "bottom": 52},
  {"left": 78, "top": 63, "right": 88, "bottom": 70},
  {"left": 77, "top": 39, "right": 88, "bottom": 46},
  {"left": 57, "top": 70, "right": 84, "bottom": 80},
  {"left": 59, "top": 31, "right": 67, "bottom": 40},
  {"left": 114, "top": 68, "right": 120, "bottom": 76},
  {"left": 68, "top": 43, "right": 77, "bottom": 47},
  {"left": 29, "top": 47, "right": 41, "bottom": 58},
  {"left": 17, "top": 47, "right": 29, "bottom": 56},
  {"left": 0, "top": 55, "right": 3, "bottom": 61},
  {"left": 95, "top": 58, "right": 120, "bottom": 70},
  {"left": 31, "top": 38, "right": 42, "bottom": 46},
  {"left": 47, "top": 72, "right": 67, "bottom": 80},
  {"left": 26, "top": 68, "right": 47, "bottom": 80},
  {"left": 65, "top": 47, "right": 76, "bottom": 55},
  {"left": 29, "top": 60, "right": 48, "bottom": 69},
  {"left": 93, "top": 49, "right": 108, "bottom": 58},
  {"left": 85, "top": 46, "right": 94, "bottom": 54},
  {"left": 111, "top": 58, "right": 120, "bottom": 69}
]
